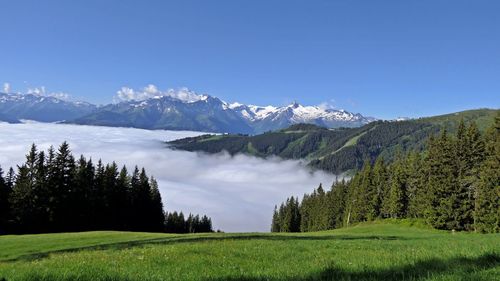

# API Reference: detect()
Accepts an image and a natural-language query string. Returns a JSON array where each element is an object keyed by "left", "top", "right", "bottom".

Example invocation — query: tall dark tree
[
  {"left": 406, "top": 152, "right": 426, "bottom": 218},
  {"left": 0, "top": 166, "right": 11, "bottom": 233},
  {"left": 149, "top": 177, "right": 166, "bottom": 232},
  {"left": 271, "top": 205, "right": 280, "bottom": 232},
  {"left": 327, "top": 179, "right": 348, "bottom": 229},
  {"left": 1, "top": 142, "right": 214, "bottom": 234},
  {"left": 369, "top": 158, "right": 388, "bottom": 220},
  {"left": 387, "top": 158, "right": 408, "bottom": 218},
  {"left": 474, "top": 116, "right": 500, "bottom": 233}
]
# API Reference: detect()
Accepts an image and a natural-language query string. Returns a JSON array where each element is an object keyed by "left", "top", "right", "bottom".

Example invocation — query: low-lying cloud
[{"left": 0, "top": 122, "right": 334, "bottom": 232}]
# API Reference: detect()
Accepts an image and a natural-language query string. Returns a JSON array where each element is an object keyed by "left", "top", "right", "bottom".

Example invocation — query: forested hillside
[
  {"left": 169, "top": 109, "right": 499, "bottom": 174},
  {"left": 0, "top": 143, "right": 213, "bottom": 234},
  {"left": 272, "top": 114, "right": 500, "bottom": 233}
]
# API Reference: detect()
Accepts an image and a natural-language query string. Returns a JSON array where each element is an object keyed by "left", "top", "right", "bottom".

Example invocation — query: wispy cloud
[
  {"left": 3, "top": 82, "right": 10, "bottom": 93},
  {"left": 317, "top": 99, "right": 337, "bottom": 110},
  {"left": 0, "top": 123, "right": 334, "bottom": 232},
  {"left": 114, "top": 85, "right": 206, "bottom": 103}
]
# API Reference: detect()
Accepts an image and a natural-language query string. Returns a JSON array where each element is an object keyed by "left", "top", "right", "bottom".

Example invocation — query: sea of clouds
[{"left": 0, "top": 122, "right": 335, "bottom": 232}]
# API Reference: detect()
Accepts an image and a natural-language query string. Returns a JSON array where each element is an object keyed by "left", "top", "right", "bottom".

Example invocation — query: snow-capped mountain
[
  {"left": 71, "top": 92, "right": 375, "bottom": 134},
  {"left": 229, "top": 102, "right": 375, "bottom": 133},
  {"left": 0, "top": 90, "right": 375, "bottom": 133},
  {"left": 71, "top": 95, "right": 255, "bottom": 133},
  {"left": 0, "top": 92, "right": 96, "bottom": 122}
]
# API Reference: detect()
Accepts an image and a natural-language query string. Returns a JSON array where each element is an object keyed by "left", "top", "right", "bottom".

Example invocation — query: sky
[
  {"left": 0, "top": 0, "right": 499, "bottom": 119},
  {"left": 0, "top": 122, "right": 333, "bottom": 232}
]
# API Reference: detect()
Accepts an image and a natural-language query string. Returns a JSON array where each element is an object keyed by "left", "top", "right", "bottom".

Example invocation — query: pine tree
[
  {"left": 427, "top": 129, "right": 463, "bottom": 230},
  {"left": 369, "top": 158, "right": 387, "bottom": 220},
  {"left": 52, "top": 142, "right": 76, "bottom": 231},
  {"left": 328, "top": 179, "right": 348, "bottom": 229},
  {"left": 76, "top": 157, "right": 95, "bottom": 230},
  {"left": 406, "top": 152, "right": 426, "bottom": 218},
  {"left": 116, "top": 165, "right": 131, "bottom": 230},
  {"left": 0, "top": 166, "right": 11, "bottom": 233},
  {"left": 271, "top": 205, "right": 280, "bottom": 232},
  {"left": 9, "top": 165, "right": 36, "bottom": 233},
  {"left": 349, "top": 161, "right": 372, "bottom": 223},
  {"left": 149, "top": 177, "right": 165, "bottom": 232},
  {"left": 387, "top": 158, "right": 408, "bottom": 218},
  {"left": 474, "top": 115, "right": 500, "bottom": 233}
]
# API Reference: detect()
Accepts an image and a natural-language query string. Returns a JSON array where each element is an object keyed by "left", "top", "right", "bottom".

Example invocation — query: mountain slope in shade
[
  {"left": 0, "top": 112, "right": 20, "bottom": 123},
  {"left": 0, "top": 92, "right": 96, "bottom": 122},
  {"left": 71, "top": 95, "right": 254, "bottom": 133},
  {"left": 72, "top": 93, "right": 374, "bottom": 134}
]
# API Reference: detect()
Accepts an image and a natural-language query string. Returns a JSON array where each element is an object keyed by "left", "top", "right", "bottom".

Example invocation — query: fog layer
[{"left": 0, "top": 122, "right": 334, "bottom": 232}]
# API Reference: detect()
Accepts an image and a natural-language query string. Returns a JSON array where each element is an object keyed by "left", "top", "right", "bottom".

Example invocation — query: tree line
[
  {"left": 273, "top": 115, "right": 499, "bottom": 233},
  {"left": 0, "top": 142, "right": 213, "bottom": 234}
]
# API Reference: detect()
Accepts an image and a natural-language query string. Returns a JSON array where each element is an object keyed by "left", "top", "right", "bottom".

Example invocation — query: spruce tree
[
  {"left": 328, "top": 179, "right": 348, "bottom": 229},
  {"left": 427, "top": 129, "right": 463, "bottom": 230},
  {"left": 369, "top": 158, "right": 387, "bottom": 220},
  {"left": 9, "top": 165, "right": 36, "bottom": 233},
  {"left": 387, "top": 158, "right": 408, "bottom": 218},
  {"left": 0, "top": 166, "right": 11, "bottom": 233},
  {"left": 474, "top": 116, "right": 500, "bottom": 233},
  {"left": 149, "top": 177, "right": 165, "bottom": 232},
  {"left": 271, "top": 205, "right": 280, "bottom": 232}
]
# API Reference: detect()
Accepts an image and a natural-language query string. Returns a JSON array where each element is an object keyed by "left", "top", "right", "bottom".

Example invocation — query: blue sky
[{"left": 0, "top": 0, "right": 499, "bottom": 119}]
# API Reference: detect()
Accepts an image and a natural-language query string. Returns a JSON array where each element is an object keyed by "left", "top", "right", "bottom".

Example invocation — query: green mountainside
[{"left": 168, "top": 109, "right": 499, "bottom": 174}]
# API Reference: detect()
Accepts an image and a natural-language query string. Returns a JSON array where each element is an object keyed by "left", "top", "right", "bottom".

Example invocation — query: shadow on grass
[
  {"left": 2, "top": 234, "right": 405, "bottom": 263},
  {"left": 207, "top": 253, "right": 500, "bottom": 281},
  {"left": 1, "top": 253, "right": 497, "bottom": 281}
]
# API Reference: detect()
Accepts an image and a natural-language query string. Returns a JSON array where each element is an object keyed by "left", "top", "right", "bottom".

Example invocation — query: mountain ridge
[
  {"left": 0, "top": 92, "right": 96, "bottom": 122},
  {"left": 168, "top": 108, "right": 499, "bottom": 174},
  {"left": 0, "top": 91, "right": 374, "bottom": 133}
]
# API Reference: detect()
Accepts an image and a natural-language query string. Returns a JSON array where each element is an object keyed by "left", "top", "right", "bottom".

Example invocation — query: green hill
[
  {"left": 168, "top": 109, "right": 499, "bottom": 174},
  {"left": 0, "top": 221, "right": 498, "bottom": 280}
]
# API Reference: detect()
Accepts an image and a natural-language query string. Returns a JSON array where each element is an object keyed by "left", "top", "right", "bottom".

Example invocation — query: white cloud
[
  {"left": 0, "top": 123, "right": 334, "bottom": 232},
  {"left": 3, "top": 82, "right": 10, "bottom": 93},
  {"left": 317, "top": 99, "right": 337, "bottom": 110},
  {"left": 115, "top": 85, "right": 206, "bottom": 103},
  {"left": 25, "top": 86, "right": 71, "bottom": 101},
  {"left": 27, "top": 86, "right": 46, "bottom": 96}
]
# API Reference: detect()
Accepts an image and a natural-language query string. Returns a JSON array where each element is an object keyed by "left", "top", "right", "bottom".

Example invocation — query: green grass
[{"left": 0, "top": 222, "right": 499, "bottom": 281}]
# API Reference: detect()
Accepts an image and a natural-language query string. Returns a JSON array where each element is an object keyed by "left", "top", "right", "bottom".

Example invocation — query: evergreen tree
[
  {"left": 349, "top": 161, "right": 372, "bottom": 223},
  {"left": 0, "top": 166, "right": 11, "bottom": 233},
  {"left": 74, "top": 156, "right": 95, "bottom": 231},
  {"left": 474, "top": 116, "right": 500, "bottom": 233},
  {"left": 0, "top": 142, "right": 212, "bottom": 234},
  {"left": 387, "top": 158, "right": 408, "bottom": 218},
  {"left": 9, "top": 165, "right": 36, "bottom": 233},
  {"left": 328, "top": 179, "right": 348, "bottom": 229},
  {"left": 369, "top": 158, "right": 387, "bottom": 220},
  {"left": 149, "top": 177, "right": 165, "bottom": 232},
  {"left": 427, "top": 129, "right": 464, "bottom": 230},
  {"left": 406, "top": 152, "right": 426, "bottom": 218},
  {"left": 271, "top": 205, "right": 280, "bottom": 232}
]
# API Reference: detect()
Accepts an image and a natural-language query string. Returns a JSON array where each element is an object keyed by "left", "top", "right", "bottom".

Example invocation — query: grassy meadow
[{"left": 0, "top": 221, "right": 498, "bottom": 281}]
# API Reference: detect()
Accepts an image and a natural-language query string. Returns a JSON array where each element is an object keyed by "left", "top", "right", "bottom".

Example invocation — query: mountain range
[
  {"left": 0, "top": 92, "right": 96, "bottom": 122},
  {"left": 0, "top": 91, "right": 374, "bottom": 134}
]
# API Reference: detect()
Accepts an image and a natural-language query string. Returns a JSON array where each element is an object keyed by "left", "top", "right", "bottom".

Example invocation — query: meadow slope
[{"left": 0, "top": 222, "right": 499, "bottom": 281}]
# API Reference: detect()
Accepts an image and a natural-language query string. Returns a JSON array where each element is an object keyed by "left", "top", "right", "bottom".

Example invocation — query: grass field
[{"left": 0, "top": 221, "right": 499, "bottom": 281}]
